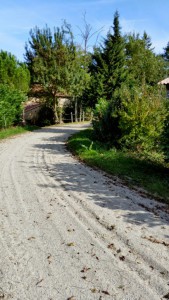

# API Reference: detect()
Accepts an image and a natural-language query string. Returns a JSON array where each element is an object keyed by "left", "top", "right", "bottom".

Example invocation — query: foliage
[
  {"left": 102, "top": 11, "right": 128, "bottom": 99},
  {"left": 68, "top": 47, "right": 91, "bottom": 121},
  {"left": 118, "top": 84, "right": 167, "bottom": 152},
  {"left": 0, "top": 84, "right": 26, "bottom": 129},
  {"left": 93, "top": 84, "right": 166, "bottom": 154},
  {"left": 92, "top": 98, "right": 119, "bottom": 144},
  {"left": 88, "top": 11, "right": 127, "bottom": 104},
  {"left": 161, "top": 99, "right": 169, "bottom": 161},
  {"left": 82, "top": 49, "right": 105, "bottom": 108},
  {"left": 0, "top": 50, "right": 30, "bottom": 92},
  {"left": 162, "top": 41, "right": 169, "bottom": 77},
  {"left": 125, "top": 33, "right": 165, "bottom": 86},
  {"left": 163, "top": 41, "right": 169, "bottom": 61},
  {"left": 0, "top": 51, "right": 29, "bottom": 129},
  {"left": 69, "top": 48, "right": 90, "bottom": 97},
  {"left": 90, "top": 11, "right": 168, "bottom": 157},
  {"left": 25, "top": 23, "right": 81, "bottom": 122}
]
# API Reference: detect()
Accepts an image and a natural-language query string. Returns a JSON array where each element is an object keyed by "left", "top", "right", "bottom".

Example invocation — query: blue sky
[{"left": 0, "top": 0, "right": 168, "bottom": 61}]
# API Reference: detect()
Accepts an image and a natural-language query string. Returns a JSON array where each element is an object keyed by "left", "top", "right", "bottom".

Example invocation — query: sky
[{"left": 0, "top": 0, "right": 169, "bottom": 61}]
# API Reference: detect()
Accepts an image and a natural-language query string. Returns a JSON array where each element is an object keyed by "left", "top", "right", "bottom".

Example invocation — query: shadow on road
[{"left": 32, "top": 125, "right": 169, "bottom": 229}]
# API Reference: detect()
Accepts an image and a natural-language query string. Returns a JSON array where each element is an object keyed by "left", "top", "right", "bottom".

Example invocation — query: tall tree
[
  {"left": 25, "top": 23, "right": 76, "bottom": 121},
  {"left": 103, "top": 11, "right": 128, "bottom": 100},
  {"left": 89, "top": 11, "right": 128, "bottom": 103},
  {"left": 125, "top": 33, "right": 165, "bottom": 86},
  {"left": 69, "top": 47, "right": 90, "bottom": 121},
  {"left": 162, "top": 41, "right": 169, "bottom": 77},
  {"left": 163, "top": 42, "right": 169, "bottom": 61},
  {"left": 91, "top": 11, "right": 129, "bottom": 143}
]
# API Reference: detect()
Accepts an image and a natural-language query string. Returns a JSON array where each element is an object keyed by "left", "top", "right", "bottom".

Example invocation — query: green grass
[
  {"left": 67, "top": 128, "right": 169, "bottom": 204},
  {"left": 0, "top": 125, "right": 40, "bottom": 140}
]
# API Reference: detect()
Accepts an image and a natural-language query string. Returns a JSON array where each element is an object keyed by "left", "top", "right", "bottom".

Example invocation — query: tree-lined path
[{"left": 0, "top": 124, "right": 169, "bottom": 299}]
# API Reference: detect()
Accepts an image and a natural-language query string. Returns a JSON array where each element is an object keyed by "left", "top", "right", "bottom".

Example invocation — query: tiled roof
[{"left": 24, "top": 102, "right": 41, "bottom": 112}]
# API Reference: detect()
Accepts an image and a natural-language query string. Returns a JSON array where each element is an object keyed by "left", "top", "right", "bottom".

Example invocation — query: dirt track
[{"left": 0, "top": 124, "right": 169, "bottom": 300}]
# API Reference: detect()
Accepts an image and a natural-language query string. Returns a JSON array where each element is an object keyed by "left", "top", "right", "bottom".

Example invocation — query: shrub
[
  {"left": 92, "top": 85, "right": 167, "bottom": 156},
  {"left": 0, "top": 84, "right": 26, "bottom": 129},
  {"left": 93, "top": 97, "right": 123, "bottom": 146},
  {"left": 161, "top": 99, "right": 169, "bottom": 161},
  {"left": 119, "top": 85, "right": 167, "bottom": 153}
]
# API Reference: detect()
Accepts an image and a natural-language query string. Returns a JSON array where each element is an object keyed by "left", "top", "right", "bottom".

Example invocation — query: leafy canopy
[{"left": 0, "top": 50, "right": 30, "bottom": 93}]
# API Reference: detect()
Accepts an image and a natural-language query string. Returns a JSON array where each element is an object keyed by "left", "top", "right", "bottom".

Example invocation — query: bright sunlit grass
[{"left": 0, "top": 125, "right": 39, "bottom": 140}]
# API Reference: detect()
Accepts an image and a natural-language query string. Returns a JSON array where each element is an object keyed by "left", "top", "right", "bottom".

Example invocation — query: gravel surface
[{"left": 0, "top": 123, "right": 169, "bottom": 300}]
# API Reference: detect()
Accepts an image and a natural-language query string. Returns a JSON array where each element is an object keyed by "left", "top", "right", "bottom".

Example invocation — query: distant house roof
[
  {"left": 28, "top": 83, "right": 70, "bottom": 98},
  {"left": 158, "top": 78, "right": 169, "bottom": 85},
  {"left": 24, "top": 102, "right": 41, "bottom": 113}
]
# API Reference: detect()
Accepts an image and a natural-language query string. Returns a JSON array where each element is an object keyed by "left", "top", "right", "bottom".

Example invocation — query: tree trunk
[
  {"left": 74, "top": 97, "right": 78, "bottom": 122},
  {"left": 79, "top": 103, "right": 82, "bottom": 122},
  {"left": 58, "top": 106, "right": 63, "bottom": 124},
  {"left": 54, "top": 96, "right": 59, "bottom": 123}
]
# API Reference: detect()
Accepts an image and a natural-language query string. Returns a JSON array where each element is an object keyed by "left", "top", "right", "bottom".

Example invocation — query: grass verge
[
  {"left": 67, "top": 128, "right": 169, "bottom": 204},
  {"left": 0, "top": 125, "right": 40, "bottom": 140}
]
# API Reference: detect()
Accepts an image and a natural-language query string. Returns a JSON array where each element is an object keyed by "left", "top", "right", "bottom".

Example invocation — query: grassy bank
[
  {"left": 67, "top": 128, "right": 169, "bottom": 204},
  {"left": 0, "top": 125, "right": 39, "bottom": 140}
]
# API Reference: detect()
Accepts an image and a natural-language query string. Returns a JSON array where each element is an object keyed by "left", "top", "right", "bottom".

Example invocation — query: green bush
[
  {"left": 119, "top": 85, "right": 167, "bottom": 153},
  {"left": 92, "top": 98, "right": 121, "bottom": 146},
  {"left": 0, "top": 84, "right": 26, "bottom": 129},
  {"left": 92, "top": 85, "right": 167, "bottom": 158},
  {"left": 161, "top": 99, "right": 169, "bottom": 161}
]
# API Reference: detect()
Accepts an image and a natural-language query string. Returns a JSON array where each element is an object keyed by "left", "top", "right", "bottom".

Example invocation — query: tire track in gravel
[
  {"left": 0, "top": 124, "right": 169, "bottom": 300},
  {"left": 34, "top": 127, "right": 169, "bottom": 298}
]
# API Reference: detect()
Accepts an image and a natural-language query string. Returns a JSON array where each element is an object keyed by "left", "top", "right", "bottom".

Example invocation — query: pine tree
[
  {"left": 88, "top": 11, "right": 127, "bottom": 103},
  {"left": 125, "top": 33, "right": 165, "bottom": 86},
  {"left": 163, "top": 42, "right": 169, "bottom": 61},
  {"left": 91, "top": 11, "right": 128, "bottom": 143},
  {"left": 102, "top": 11, "right": 128, "bottom": 100}
]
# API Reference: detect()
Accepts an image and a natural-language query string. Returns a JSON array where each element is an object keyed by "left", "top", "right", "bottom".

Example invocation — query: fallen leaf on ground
[
  {"left": 91, "top": 288, "right": 97, "bottom": 293},
  {"left": 67, "top": 242, "right": 75, "bottom": 247},
  {"left": 107, "top": 224, "right": 116, "bottom": 231},
  {"left": 102, "top": 290, "right": 110, "bottom": 295},
  {"left": 107, "top": 243, "right": 116, "bottom": 250},
  {"left": 47, "top": 255, "right": 52, "bottom": 264},
  {"left": 81, "top": 276, "right": 87, "bottom": 280},
  {"left": 119, "top": 256, "right": 125, "bottom": 261},
  {"left": 36, "top": 279, "right": 44, "bottom": 286},
  {"left": 81, "top": 267, "right": 91, "bottom": 273},
  {"left": 28, "top": 236, "right": 35, "bottom": 240},
  {"left": 92, "top": 253, "right": 99, "bottom": 260}
]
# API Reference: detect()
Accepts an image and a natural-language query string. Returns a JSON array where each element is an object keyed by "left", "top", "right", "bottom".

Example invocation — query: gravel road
[{"left": 0, "top": 124, "right": 169, "bottom": 300}]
